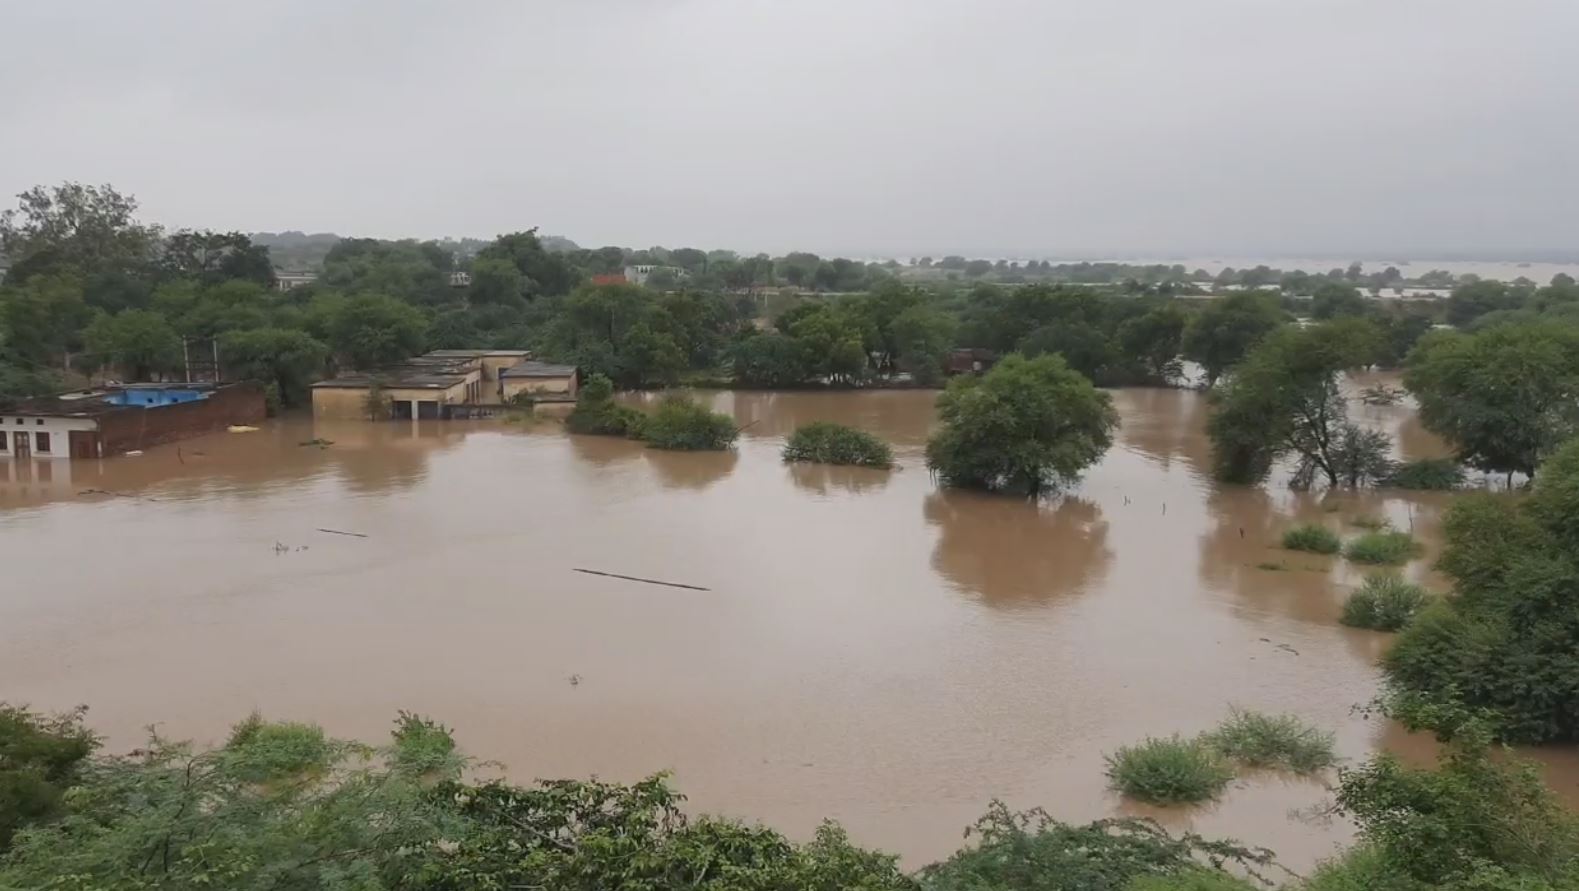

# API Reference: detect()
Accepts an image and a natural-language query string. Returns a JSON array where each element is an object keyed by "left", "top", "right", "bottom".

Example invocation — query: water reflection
[
  {"left": 642, "top": 448, "right": 738, "bottom": 490},
  {"left": 924, "top": 491, "right": 1111, "bottom": 608},
  {"left": 1115, "top": 387, "right": 1211, "bottom": 476},
  {"left": 786, "top": 462, "right": 893, "bottom": 496},
  {"left": 565, "top": 431, "right": 643, "bottom": 469}
]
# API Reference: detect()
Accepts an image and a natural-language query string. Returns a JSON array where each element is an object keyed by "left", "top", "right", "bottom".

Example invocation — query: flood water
[{"left": 2, "top": 384, "right": 1575, "bottom": 873}]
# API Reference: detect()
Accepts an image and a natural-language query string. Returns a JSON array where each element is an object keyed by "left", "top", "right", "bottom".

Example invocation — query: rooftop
[
  {"left": 500, "top": 361, "right": 578, "bottom": 379},
  {"left": 424, "top": 349, "right": 533, "bottom": 358},
  {"left": 311, "top": 374, "right": 470, "bottom": 390}
]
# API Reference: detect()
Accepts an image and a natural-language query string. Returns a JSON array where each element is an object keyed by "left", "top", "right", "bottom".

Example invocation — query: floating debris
[{"left": 572, "top": 568, "right": 710, "bottom": 591}]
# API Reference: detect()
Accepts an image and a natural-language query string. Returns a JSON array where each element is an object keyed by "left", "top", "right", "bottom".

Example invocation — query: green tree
[
  {"left": 219, "top": 328, "right": 329, "bottom": 406},
  {"left": 0, "top": 182, "right": 160, "bottom": 283},
  {"left": 1181, "top": 290, "right": 1285, "bottom": 387},
  {"left": 925, "top": 353, "right": 1118, "bottom": 496},
  {"left": 466, "top": 256, "right": 525, "bottom": 306},
  {"left": 82, "top": 309, "right": 182, "bottom": 380},
  {"left": 159, "top": 230, "right": 275, "bottom": 287},
  {"left": 729, "top": 332, "right": 814, "bottom": 387},
  {"left": 1311, "top": 282, "right": 1368, "bottom": 320},
  {"left": 0, "top": 274, "right": 92, "bottom": 368},
  {"left": 323, "top": 294, "right": 428, "bottom": 369},
  {"left": 1207, "top": 321, "right": 1385, "bottom": 487},
  {"left": 0, "top": 704, "right": 97, "bottom": 852},
  {"left": 1447, "top": 280, "right": 1524, "bottom": 328},
  {"left": 477, "top": 229, "right": 578, "bottom": 297},
  {"left": 1405, "top": 322, "right": 1579, "bottom": 481},
  {"left": 1383, "top": 439, "right": 1579, "bottom": 744},
  {"left": 1116, "top": 303, "right": 1187, "bottom": 384},
  {"left": 889, "top": 305, "right": 955, "bottom": 384}
]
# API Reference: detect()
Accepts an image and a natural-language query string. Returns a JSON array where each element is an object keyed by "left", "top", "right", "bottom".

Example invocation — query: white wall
[{"left": 0, "top": 415, "right": 101, "bottom": 459}]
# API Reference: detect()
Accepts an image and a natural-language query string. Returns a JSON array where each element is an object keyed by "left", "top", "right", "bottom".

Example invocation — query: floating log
[
  {"left": 572, "top": 568, "right": 710, "bottom": 591},
  {"left": 316, "top": 528, "right": 369, "bottom": 538}
]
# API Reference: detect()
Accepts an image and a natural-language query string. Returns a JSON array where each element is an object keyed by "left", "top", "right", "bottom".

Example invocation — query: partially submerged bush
[
  {"left": 566, "top": 373, "right": 646, "bottom": 436},
  {"left": 1203, "top": 708, "right": 1336, "bottom": 774},
  {"left": 781, "top": 422, "right": 894, "bottom": 468},
  {"left": 1383, "top": 458, "right": 1465, "bottom": 491},
  {"left": 637, "top": 394, "right": 739, "bottom": 451},
  {"left": 1282, "top": 523, "right": 1341, "bottom": 554},
  {"left": 391, "top": 711, "right": 458, "bottom": 774},
  {"left": 1345, "top": 530, "right": 1422, "bottom": 565},
  {"left": 1104, "top": 736, "right": 1234, "bottom": 805},
  {"left": 1342, "top": 575, "right": 1431, "bottom": 631}
]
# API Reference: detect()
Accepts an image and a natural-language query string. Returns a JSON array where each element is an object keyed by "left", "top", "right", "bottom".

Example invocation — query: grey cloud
[{"left": 1, "top": 0, "right": 1573, "bottom": 258}]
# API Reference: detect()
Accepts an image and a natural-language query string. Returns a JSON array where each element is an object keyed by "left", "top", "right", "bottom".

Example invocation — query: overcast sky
[{"left": 1, "top": 0, "right": 1574, "bottom": 258}]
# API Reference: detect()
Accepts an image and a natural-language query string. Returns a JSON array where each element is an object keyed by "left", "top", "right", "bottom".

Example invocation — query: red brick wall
[{"left": 97, "top": 384, "right": 267, "bottom": 454}]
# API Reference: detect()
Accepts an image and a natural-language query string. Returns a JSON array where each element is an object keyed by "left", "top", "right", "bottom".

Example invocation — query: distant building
[
  {"left": 622, "top": 264, "right": 684, "bottom": 286},
  {"left": 449, "top": 270, "right": 472, "bottom": 287},
  {"left": 946, "top": 348, "right": 998, "bottom": 375},
  {"left": 590, "top": 273, "right": 627, "bottom": 286},
  {"left": 500, "top": 362, "right": 579, "bottom": 402},
  {"left": 0, "top": 383, "right": 267, "bottom": 460},
  {"left": 276, "top": 270, "right": 318, "bottom": 291},
  {"left": 309, "top": 349, "right": 543, "bottom": 420}
]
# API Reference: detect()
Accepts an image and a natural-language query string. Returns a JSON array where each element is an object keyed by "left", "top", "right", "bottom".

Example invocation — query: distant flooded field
[{"left": 1, "top": 383, "right": 1574, "bottom": 871}]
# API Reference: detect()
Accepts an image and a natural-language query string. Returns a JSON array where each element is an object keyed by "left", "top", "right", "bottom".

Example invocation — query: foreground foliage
[
  {"left": 782, "top": 422, "right": 895, "bottom": 468},
  {"left": 1342, "top": 575, "right": 1431, "bottom": 631},
  {"left": 1104, "top": 736, "right": 1234, "bottom": 805},
  {"left": 1383, "top": 438, "right": 1579, "bottom": 743},
  {"left": 0, "top": 705, "right": 96, "bottom": 852},
  {"left": 925, "top": 353, "right": 1117, "bottom": 496}
]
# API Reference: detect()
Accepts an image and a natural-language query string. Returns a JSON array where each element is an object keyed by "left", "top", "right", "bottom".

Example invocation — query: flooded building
[
  {"left": 500, "top": 361, "right": 579, "bottom": 402},
  {"left": 0, "top": 382, "right": 267, "bottom": 459},
  {"left": 310, "top": 349, "right": 540, "bottom": 420}
]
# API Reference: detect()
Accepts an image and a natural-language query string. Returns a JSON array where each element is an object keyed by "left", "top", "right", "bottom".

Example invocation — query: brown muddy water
[{"left": 2, "top": 382, "right": 1575, "bottom": 873}]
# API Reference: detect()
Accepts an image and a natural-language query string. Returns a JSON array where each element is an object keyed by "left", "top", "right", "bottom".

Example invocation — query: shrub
[
  {"left": 1203, "top": 708, "right": 1337, "bottom": 774},
  {"left": 919, "top": 801, "right": 1272, "bottom": 891},
  {"left": 1350, "top": 514, "right": 1389, "bottom": 530},
  {"left": 391, "top": 711, "right": 458, "bottom": 774},
  {"left": 1342, "top": 575, "right": 1431, "bottom": 631},
  {"left": 1282, "top": 523, "right": 1341, "bottom": 554},
  {"left": 1345, "top": 530, "right": 1422, "bottom": 565},
  {"left": 1383, "top": 458, "right": 1465, "bottom": 491},
  {"left": 781, "top": 422, "right": 894, "bottom": 468},
  {"left": 925, "top": 353, "right": 1116, "bottom": 496},
  {"left": 0, "top": 704, "right": 97, "bottom": 851},
  {"left": 637, "top": 393, "right": 738, "bottom": 451},
  {"left": 223, "top": 712, "right": 332, "bottom": 780},
  {"left": 1104, "top": 736, "right": 1234, "bottom": 805},
  {"left": 1128, "top": 872, "right": 1262, "bottom": 891},
  {"left": 566, "top": 373, "right": 646, "bottom": 436}
]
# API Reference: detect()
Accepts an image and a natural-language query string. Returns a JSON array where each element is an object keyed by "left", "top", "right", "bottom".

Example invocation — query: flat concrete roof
[
  {"left": 500, "top": 361, "right": 578, "bottom": 378},
  {"left": 311, "top": 374, "right": 469, "bottom": 390},
  {"left": 424, "top": 349, "right": 533, "bottom": 358}
]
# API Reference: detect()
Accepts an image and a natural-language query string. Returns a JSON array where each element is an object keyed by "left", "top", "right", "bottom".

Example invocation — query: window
[
  {"left": 35, "top": 418, "right": 43, "bottom": 425},
  {"left": 0, "top": 433, "right": 6, "bottom": 451},
  {"left": 35, "top": 431, "right": 50, "bottom": 453}
]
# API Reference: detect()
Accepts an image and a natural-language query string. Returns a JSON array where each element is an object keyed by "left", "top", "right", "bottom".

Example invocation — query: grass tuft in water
[
  {"left": 1348, "top": 515, "right": 1389, "bottom": 530},
  {"left": 1341, "top": 574, "right": 1431, "bottom": 631},
  {"left": 1282, "top": 523, "right": 1341, "bottom": 554},
  {"left": 1104, "top": 735, "right": 1234, "bottom": 805},
  {"left": 1344, "top": 530, "right": 1422, "bottom": 565},
  {"left": 1255, "top": 561, "right": 1288, "bottom": 571},
  {"left": 1203, "top": 708, "right": 1337, "bottom": 774}
]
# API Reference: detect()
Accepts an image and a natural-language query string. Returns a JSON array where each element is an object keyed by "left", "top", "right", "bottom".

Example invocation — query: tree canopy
[
  {"left": 926, "top": 353, "right": 1117, "bottom": 496},
  {"left": 1181, "top": 290, "right": 1286, "bottom": 386},
  {"left": 1405, "top": 322, "right": 1579, "bottom": 481}
]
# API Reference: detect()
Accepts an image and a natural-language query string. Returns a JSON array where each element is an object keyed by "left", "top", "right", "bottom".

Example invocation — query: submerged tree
[
  {"left": 1181, "top": 290, "right": 1285, "bottom": 387},
  {"left": 926, "top": 353, "right": 1117, "bottom": 496},
  {"left": 1405, "top": 321, "right": 1579, "bottom": 482},
  {"left": 1207, "top": 320, "right": 1385, "bottom": 488}
]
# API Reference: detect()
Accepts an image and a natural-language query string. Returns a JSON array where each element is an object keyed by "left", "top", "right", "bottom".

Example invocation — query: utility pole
[{"left": 183, "top": 337, "right": 192, "bottom": 383}]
